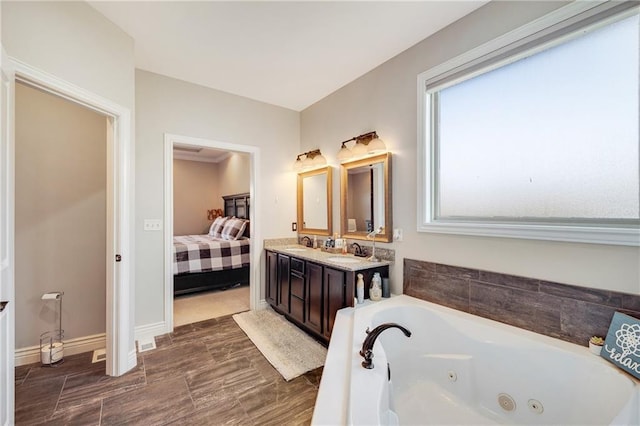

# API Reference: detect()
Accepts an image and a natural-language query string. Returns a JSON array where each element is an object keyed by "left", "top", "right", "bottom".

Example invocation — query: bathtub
[{"left": 312, "top": 295, "right": 639, "bottom": 425}]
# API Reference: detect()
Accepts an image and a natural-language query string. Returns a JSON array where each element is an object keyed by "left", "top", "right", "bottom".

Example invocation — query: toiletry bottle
[
  {"left": 382, "top": 277, "right": 390, "bottom": 298},
  {"left": 341, "top": 239, "right": 348, "bottom": 254},
  {"left": 356, "top": 273, "right": 364, "bottom": 304},
  {"left": 313, "top": 235, "right": 317, "bottom": 249},
  {"left": 370, "top": 272, "right": 382, "bottom": 301}
]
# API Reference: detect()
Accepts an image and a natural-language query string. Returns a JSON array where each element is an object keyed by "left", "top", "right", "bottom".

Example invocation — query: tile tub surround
[{"left": 403, "top": 259, "right": 640, "bottom": 346}]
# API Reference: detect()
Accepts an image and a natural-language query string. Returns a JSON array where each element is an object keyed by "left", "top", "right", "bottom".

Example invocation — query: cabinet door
[
  {"left": 265, "top": 251, "right": 278, "bottom": 306},
  {"left": 305, "top": 262, "right": 323, "bottom": 335},
  {"left": 277, "top": 254, "right": 290, "bottom": 313},
  {"left": 289, "top": 271, "right": 305, "bottom": 323},
  {"left": 323, "top": 267, "right": 346, "bottom": 339}
]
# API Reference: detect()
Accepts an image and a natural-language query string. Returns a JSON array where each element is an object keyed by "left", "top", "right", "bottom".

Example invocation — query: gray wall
[
  {"left": 217, "top": 152, "right": 250, "bottom": 200},
  {"left": 173, "top": 154, "right": 251, "bottom": 236},
  {"left": 300, "top": 1, "right": 640, "bottom": 296},
  {"left": 173, "top": 159, "right": 219, "bottom": 236},
  {"left": 135, "top": 70, "right": 299, "bottom": 327},
  {"left": 15, "top": 82, "right": 107, "bottom": 349}
]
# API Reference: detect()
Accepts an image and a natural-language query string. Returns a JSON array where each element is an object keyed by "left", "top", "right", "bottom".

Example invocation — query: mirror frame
[
  {"left": 340, "top": 152, "right": 392, "bottom": 242},
  {"left": 297, "top": 166, "right": 333, "bottom": 236}
]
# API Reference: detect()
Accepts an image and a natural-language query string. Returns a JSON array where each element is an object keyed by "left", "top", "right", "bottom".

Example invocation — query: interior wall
[
  {"left": 173, "top": 159, "right": 219, "bottom": 236},
  {"left": 135, "top": 69, "right": 299, "bottom": 327},
  {"left": 217, "top": 152, "right": 250, "bottom": 199},
  {"left": 15, "top": 82, "right": 107, "bottom": 349},
  {"left": 2, "top": 0, "right": 137, "bottom": 354},
  {"left": 300, "top": 1, "right": 640, "bottom": 296}
]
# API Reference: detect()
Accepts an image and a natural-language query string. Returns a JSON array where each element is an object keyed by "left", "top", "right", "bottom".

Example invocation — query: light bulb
[
  {"left": 351, "top": 141, "right": 368, "bottom": 157},
  {"left": 337, "top": 145, "right": 353, "bottom": 162},
  {"left": 367, "top": 137, "right": 386, "bottom": 154}
]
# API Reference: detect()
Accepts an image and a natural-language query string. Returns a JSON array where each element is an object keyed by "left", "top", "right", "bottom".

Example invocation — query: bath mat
[{"left": 232, "top": 307, "right": 327, "bottom": 381}]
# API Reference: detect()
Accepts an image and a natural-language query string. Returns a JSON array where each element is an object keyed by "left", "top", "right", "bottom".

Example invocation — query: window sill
[{"left": 418, "top": 221, "right": 640, "bottom": 246}]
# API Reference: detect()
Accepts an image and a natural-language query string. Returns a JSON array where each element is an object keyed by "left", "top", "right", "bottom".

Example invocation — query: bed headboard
[{"left": 223, "top": 193, "right": 249, "bottom": 219}]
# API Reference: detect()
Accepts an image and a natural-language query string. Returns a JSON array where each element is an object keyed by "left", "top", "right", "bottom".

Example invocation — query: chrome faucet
[
  {"left": 350, "top": 242, "right": 365, "bottom": 257},
  {"left": 360, "top": 323, "right": 411, "bottom": 369},
  {"left": 366, "top": 226, "right": 383, "bottom": 262},
  {"left": 299, "top": 236, "right": 312, "bottom": 247}
]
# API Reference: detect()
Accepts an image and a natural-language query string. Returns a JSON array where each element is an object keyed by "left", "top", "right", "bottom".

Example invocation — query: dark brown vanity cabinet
[
  {"left": 304, "top": 261, "right": 324, "bottom": 335},
  {"left": 323, "top": 266, "right": 346, "bottom": 339},
  {"left": 265, "top": 249, "right": 389, "bottom": 342},
  {"left": 289, "top": 258, "right": 305, "bottom": 324},
  {"left": 277, "top": 254, "right": 290, "bottom": 313},
  {"left": 266, "top": 251, "right": 278, "bottom": 305}
]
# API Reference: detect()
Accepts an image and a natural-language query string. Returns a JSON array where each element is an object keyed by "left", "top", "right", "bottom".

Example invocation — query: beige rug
[{"left": 232, "top": 308, "right": 327, "bottom": 381}]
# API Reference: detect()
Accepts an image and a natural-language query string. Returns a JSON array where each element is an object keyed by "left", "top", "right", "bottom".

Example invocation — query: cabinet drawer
[
  {"left": 291, "top": 273, "right": 304, "bottom": 299},
  {"left": 290, "top": 258, "right": 305, "bottom": 274}
]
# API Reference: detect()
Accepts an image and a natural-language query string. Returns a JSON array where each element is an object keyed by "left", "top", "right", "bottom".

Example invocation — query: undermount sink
[
  {"left": 285, "top": 248, "right": 307, "bottom": 252},
  {"left": 327, "top": 256, "right": 361, "bottom": 264}
]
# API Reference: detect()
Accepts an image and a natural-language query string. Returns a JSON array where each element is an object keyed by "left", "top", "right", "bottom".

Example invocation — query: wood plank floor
[{"left": 14, "top": 315, "right": 323, "bottom": 425}]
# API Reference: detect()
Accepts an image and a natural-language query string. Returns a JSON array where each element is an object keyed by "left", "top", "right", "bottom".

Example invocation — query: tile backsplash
[{"left": 403, "top": 258, "right": 640, "bottom": 346}]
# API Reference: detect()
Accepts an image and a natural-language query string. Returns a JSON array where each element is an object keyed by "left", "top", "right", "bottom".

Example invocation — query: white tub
[{"left": 312, "top": 295, "right": 639, "bottom": 425}]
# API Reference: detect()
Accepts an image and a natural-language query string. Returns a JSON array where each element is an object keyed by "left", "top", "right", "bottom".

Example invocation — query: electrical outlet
[
  {"left": 292, "top": 222, "right": 297, "bottom": 231},
  {"left": 144, "top": 219, "right": 162, "bottom": 231},
  {"left": 393, "top": 228, "right": 403, "bottom": 241}
]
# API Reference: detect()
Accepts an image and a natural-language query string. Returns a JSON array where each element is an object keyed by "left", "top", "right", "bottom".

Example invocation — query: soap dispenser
[{"left": 370, "top": 272, "right": 382, "bottom": 301}]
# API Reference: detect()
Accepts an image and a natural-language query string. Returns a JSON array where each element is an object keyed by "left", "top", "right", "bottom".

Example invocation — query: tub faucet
[
  {"left": 299, "top": 236, "right": 312, "bottom": 247},
  {"left": 360, "top": 323, "right": 411, "bottom": 369}
]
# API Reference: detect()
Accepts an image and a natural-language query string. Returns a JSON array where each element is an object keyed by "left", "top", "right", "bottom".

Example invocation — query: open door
[{"left": 0, "top": 46, "right": 16, "bottom": 426}]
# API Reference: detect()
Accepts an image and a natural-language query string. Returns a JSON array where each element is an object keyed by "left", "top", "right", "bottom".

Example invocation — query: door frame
[
  {"left": 1, "top": 44, "right": 16, "bottom": 426},
  {"left": 11, "top": 58, "right": 134, "bottom": 376},
  {"left": 164, "top": 133, "right": 261, "bottom": 332}
]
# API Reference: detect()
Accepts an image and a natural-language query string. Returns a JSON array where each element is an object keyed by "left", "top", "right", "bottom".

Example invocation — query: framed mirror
[
  {"left": 340, "top": 153, "right": 392, "bottom": 242},
  {"left": 297, "top": 166, "right": 333, "bottom": 235}
]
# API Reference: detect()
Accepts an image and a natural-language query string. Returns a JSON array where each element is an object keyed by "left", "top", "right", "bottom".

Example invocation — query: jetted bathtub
[{"left": 312, "top": 295, "right": 639, "bottom": 425}]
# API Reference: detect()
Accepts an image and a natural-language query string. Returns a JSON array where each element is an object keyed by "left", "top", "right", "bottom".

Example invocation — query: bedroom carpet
[
  {"left": 173, "top": 284, "right": 250, "bottom": 326},
  {"left": 232, "top": 308, "right": 327, "bottom": 381}
]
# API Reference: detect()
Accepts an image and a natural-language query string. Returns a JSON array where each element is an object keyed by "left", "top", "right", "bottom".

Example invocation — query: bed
[{"left": 173, "top": 193, "right": 251, "bottom": 296}]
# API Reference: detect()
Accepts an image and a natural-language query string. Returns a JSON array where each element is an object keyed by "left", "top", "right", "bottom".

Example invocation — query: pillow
[
  {"left": 221, "top": 217, "right": 248, "bottom": 241},
  {"left": 208, "top": 216, "right": 230, "bottom": 238}
]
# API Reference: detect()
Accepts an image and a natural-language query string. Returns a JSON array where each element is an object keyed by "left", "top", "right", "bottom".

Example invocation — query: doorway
[
  {"left": 163, "top": 134, "right": 261, "bottom": 333},
  {"left": 14, "top": 81, "right": 108, "bottom": 365},
  {"left": 9, "top": 60, "right": 133, "bottom": 378},
  {"left": 172, "top": 147, "right": 251, "bottom": 326}
]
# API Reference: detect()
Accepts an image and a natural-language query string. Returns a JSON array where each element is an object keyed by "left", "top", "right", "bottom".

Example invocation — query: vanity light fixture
[
  {"left": 293, "top": 148, "right": 327, "bottom": 171},
  {"left": 336, "top": 131, "right": 386, "bottom": 162}
]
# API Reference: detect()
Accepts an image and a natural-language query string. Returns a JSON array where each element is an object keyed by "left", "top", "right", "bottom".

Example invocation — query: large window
[{"left": 418, "top": 3, "right": 639, "bottom": 245}]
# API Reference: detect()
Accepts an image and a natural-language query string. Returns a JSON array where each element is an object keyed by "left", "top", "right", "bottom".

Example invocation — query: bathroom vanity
[{"left": 265, "top": 246, "right": 390, "bottom": 343}]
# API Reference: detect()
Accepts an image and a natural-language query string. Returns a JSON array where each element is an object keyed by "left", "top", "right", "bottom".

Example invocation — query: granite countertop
[{"left": 266, "top": 244, "right": 392, "bottom": 272}]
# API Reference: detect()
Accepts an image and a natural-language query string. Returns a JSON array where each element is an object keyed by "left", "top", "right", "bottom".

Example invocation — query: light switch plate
[{"left": 144, "top": 219, "right": 162, "bottom": 231}]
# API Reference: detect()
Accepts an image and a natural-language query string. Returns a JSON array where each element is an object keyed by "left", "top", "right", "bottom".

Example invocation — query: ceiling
[
  {"left": 89, "top": 1, "right": 487, "bottom": 111},
  {"left": 173, "top": 144, "right": 231, "bottom": 163}
]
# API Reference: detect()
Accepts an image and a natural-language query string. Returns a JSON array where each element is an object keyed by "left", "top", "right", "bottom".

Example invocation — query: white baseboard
[
  {"left": 134, "top": 321, "right": 167, "bottom": 343},
  {"left": 15, "top": 333, "right": 106, "bottom": 367},
  {"left": 257, "top": 299, "right": 269, "bottom": 310}
]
